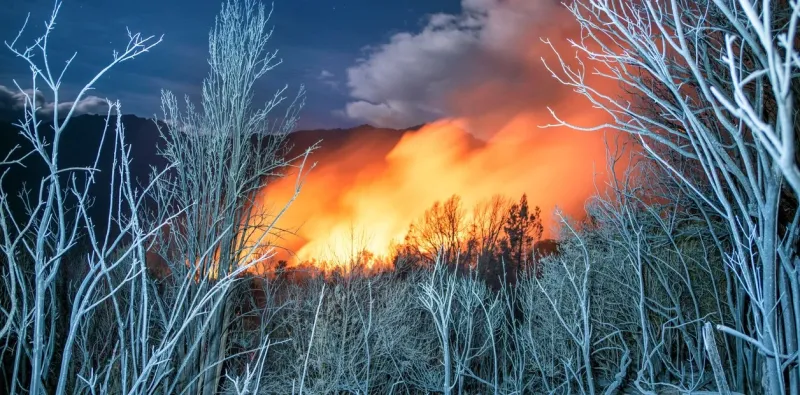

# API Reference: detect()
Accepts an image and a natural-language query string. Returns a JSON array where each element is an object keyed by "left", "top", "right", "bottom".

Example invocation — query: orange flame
[
  {"left": 247, "top": 1, "right": 623, "bottom": 269},
  {"left": 253, "top": 111, "right": 611, "bottom": 268}
]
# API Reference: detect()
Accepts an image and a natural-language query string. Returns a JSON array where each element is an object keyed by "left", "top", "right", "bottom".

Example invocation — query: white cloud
[
  {"left": 341, "top": 0, "right": 566, "bottom": 128},
  {"left": 317, "top": 69, "right": 341, "bottom": 90},
  {"left": 0, "top": 84, "right": 109, "bottom": 118},
  {"left": 343, "top": 13, "right": 480, "bottom": 126},
  {"left": 344, "top": 99, "right": 445, "bottom": 129}
]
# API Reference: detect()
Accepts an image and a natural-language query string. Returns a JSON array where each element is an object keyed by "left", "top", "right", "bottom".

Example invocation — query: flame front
[{"left": 251, "top": 112, "right": 611, "bottom": 268}]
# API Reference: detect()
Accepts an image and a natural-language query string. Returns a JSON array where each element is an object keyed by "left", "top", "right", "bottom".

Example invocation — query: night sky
[{"left": 0, "top": 0, "right": 467, "bottom": 130}]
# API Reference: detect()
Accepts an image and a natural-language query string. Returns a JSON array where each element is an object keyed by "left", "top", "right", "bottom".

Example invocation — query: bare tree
[
  {"left": 0, "top": 1, "right": 319, "bottom": 394},
  {"left": 417, "top": 257, "right": 502, "bottom": 395},
  {"left": 0, "top": 2, "right": 163, "bottom": 393},
  {"left": 451, "top": 272, "right": 503, "bottom": 394},
  {"left": 588, "top": 147, "right": 738, "bottom": 393},
  {"left": 514, "top": 210, "right": 631, "bottom": 395},
  {"left": 144, "top": 0, "right": 316, "bottom": 394},
  {"left": 406, "top": 195, "right": 468, "bottom": 264},
  {"left": 417, "top": 258, "right": 459, "bottom": 395},
  {"left": 543, "top": 0, "right": 799, "bottom": 393},
  {"left": 468, "top": 195, "right": 512, "bottom": 261}
]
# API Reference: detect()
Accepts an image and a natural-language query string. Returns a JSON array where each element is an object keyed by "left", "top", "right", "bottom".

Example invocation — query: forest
[{"left": 1, "top": 0, "right": 799, "bottom": 394}]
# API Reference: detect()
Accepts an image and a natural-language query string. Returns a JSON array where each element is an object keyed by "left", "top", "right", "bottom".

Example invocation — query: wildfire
[
  {"left": 243, "top": 0, "right": 621, "bottom": 269},
  {"left": 251, "top": 112, "right": 610, "bottom": 268}
]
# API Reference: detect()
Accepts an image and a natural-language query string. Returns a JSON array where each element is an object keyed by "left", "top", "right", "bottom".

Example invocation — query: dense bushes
[
  {"left": 0, "top": 181, "right": 740, "bottom": 393},
  {"left": 183, "top": 185, "right": 732, "bottom": 394}
]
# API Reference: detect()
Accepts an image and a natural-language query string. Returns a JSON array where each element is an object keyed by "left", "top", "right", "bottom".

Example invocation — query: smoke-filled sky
[
  {"left": 1, "top": 0, "right": 587, "bottom": 132},
  {"left": 1, "top": 0, "right": 619, "bottom": 263},
  {"left": 238, "top": 0, "right": 614, "bottom": 261}
]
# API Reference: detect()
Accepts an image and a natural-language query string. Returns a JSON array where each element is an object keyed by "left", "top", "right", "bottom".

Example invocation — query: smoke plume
[{"left": 257, "top": 0, "right": 618, "bottom": 265}]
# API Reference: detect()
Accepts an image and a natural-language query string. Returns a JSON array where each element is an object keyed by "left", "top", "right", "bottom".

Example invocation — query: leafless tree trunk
[
  {"left": 146, "top": 0, "right": 316, "bottom": 393},
  {"left": 0, "top": 1, "right": 316, "bottom": 394},
  {"left": 0, "top": 2, "right": 162, "bottom": 393},
  {"left": 544, "top": 0, "right": 799, "bottom": 392}
]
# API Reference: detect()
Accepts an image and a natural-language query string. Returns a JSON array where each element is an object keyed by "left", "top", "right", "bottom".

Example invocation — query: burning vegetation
[{"left": 257, "top": 105, "right": 609, "bottom": 271}]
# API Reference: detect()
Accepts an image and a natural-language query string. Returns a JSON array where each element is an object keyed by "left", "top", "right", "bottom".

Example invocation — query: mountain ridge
[{"left": 0, "top": 113, "right": 468, "bottom": 231}]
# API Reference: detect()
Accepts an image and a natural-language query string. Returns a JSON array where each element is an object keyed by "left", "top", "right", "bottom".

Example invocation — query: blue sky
[{"left": 0, "top": 0, "right": 463, "bottom": 129}]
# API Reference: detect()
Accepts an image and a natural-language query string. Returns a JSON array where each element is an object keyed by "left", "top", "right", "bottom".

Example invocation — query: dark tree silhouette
[{"left": 500, "top": 194, "right": 543, "bottom": 275}]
